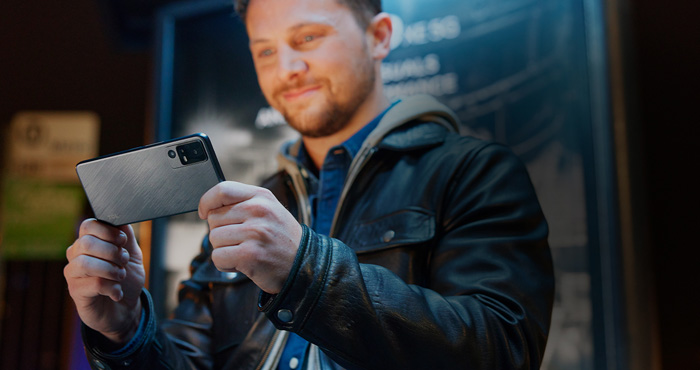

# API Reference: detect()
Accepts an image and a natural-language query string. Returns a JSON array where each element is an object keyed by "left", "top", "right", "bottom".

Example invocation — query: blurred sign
[
  {"left": 1, "top": 112, "right": 100, "bottom": 260},
  {"left": 7, "top": 111, "right": 100, "bottom": 183}
]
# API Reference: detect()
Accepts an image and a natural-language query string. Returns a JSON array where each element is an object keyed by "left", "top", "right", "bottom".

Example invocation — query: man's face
[{"left": 246, "top": 0, "right": 376, "bottom": 138}]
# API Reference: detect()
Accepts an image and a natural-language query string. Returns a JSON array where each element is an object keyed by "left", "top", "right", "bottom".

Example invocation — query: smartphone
[{"left": 76, "top": 133, "right": 226, "bottom": 226}]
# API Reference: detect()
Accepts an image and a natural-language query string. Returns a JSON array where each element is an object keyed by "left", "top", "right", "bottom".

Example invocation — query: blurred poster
[
  {"left": 1, "top": 112, "right": 99, "bottom": 260},
  {"left": 382, "top": 1, "right": 595, "bottom": 368}
]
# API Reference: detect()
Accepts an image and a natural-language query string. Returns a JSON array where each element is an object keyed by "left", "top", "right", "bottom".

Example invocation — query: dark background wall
[
  {"left": 0, "top": 0, "right": 150, "bottom": 155},
  {"left": 0, "top": 1, "right": 150, "bottom": 369},
  {"left": 628, "top": 0, "right": 700, "bottom": 368},
  {"left": 0, "top": 0, "right": 698, "bottom": 369}
]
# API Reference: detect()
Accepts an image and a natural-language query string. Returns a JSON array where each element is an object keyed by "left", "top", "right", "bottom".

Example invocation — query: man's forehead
[
  {"left": 246, "top": 0, "right": 349, "bottom": 38},
  {"left": 246, "top": 0, "right": 343, "bottom": 10}
]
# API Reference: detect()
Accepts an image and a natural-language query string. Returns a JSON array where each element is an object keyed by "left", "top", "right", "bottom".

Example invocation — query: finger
[
  {"left": 79, "top": 218, "right": 128, "bottom": 247},
  {"left": 198, "top": 181, "right": 268, "bottom": 220},
  {"left": 65, "top": 254, "right": 127, "bottom": 282},
  {"left": 211, "top": 246, "right": 243, "bottom": 273},
  {"left": 208, "top": 219, "right": 280, "bottom": 249},
  {"left": 208, "top": 223, "right": 247, "bottom": 249},
  {"left": 67, "top": 274, "right": 124, "bottom": 302},
  {"left": 116, "top": 224, "right": 141, "bottom": 259},
  {"left": 205, "top": 205, "right": 243, "bottom": 230},
  {"left": 206, "top": 195, "right": 274, "bottom": 229},
  {"left": 68, "top": 235, "right": 130, "bottom": 267}
]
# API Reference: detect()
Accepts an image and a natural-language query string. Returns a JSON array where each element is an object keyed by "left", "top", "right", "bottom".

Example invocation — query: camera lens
[
  {"left": 174, "top": 141, "right": 208, "bottom": 165},
  {"left": 168, "top": 150, "right": 176, "bottom": 158}
]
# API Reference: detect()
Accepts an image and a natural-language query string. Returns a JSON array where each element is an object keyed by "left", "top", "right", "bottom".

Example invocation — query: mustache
[{"left": 273, "top": 78, "right": 324, "bottom": 97}]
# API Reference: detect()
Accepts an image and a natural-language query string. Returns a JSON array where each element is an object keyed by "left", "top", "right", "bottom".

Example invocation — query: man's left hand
[{"left": 198, "top": 181, "right": 303, "bottom": 294}]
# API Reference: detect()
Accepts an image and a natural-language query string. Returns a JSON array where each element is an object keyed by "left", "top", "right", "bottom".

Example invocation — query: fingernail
[
  {"left": 121, "top": 248, "right": 130, "bottom": 265},
  {"left": 118, "top": 231, "right": 127, "bottom": 245},
  {"left": 117, "top": 268, "right": 126, "bottom": 280}
]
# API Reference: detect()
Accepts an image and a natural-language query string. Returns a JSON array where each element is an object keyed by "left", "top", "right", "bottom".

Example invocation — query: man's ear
[{"left": 368, "top": 13, "right": 392, "bottom": 60}]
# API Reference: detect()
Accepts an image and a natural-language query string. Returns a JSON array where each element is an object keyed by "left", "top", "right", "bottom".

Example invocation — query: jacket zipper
[
  {"left": 255, "top": 163, "right": 313, "bottom": 370},
  {"left": 255, "top": 330, "right": 290, "bottom": 370}
]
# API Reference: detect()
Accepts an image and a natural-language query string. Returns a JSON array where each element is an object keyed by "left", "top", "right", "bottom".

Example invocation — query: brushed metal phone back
[{"left": 76, "top": 133, "right": 225, "bottom": 226}]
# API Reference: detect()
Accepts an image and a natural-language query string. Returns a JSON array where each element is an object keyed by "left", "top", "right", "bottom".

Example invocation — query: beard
[{"left": 273, "top": 51, "right": 376, "bottom": 138}]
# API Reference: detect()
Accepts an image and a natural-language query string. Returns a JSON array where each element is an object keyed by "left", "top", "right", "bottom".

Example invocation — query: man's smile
[{"left": 282, "top": 85, "right": 322, "bottom": 102}]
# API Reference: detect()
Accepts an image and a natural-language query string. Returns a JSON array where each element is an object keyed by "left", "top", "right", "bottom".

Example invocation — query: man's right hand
[{"left": 64, "top": 218, "right": 146, "bottom": 345}]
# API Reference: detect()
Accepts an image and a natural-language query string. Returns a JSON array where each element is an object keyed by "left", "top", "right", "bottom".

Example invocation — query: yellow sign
[
  {"left": 1, "top": 112, "right": 100, "bottom": 260},
  {"left": 7, "top": 111, "right": 100, "bottom": 183}
]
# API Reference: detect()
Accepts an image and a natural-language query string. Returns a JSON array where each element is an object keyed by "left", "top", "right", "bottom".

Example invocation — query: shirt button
[
  {"left": 382, "top": 230, "right": 396, "bottom": 243},
  {"left": 289, "top": 356, "right": 300, "bottom": 369},
  {"left": 277, "top": 309, "right": 294, "bottom": 323}
]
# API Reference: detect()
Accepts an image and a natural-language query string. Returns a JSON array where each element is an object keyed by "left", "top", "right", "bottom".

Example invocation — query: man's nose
[{"left": 277, "top": 45, "right": 307, "bottom": 80}]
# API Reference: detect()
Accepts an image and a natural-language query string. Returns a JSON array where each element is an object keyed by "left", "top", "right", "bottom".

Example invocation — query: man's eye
[{"left": 259, "top": 49, "right": 273, "bottom": 57}]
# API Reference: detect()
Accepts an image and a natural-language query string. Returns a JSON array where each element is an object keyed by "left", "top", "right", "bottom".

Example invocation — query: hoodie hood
[
  {"left": 278, "top": 94, "right": 459, "bottom": 169},
  {"left": 275, "top": 94, "right": 460, "bottom": 230}
]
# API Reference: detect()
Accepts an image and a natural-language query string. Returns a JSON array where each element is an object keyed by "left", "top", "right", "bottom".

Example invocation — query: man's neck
[{"left": 302, "top": 91, "right": 390, "bottom": 169}]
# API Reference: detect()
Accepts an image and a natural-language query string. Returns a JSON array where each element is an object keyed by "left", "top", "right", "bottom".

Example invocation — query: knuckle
[
  {"left": 211, "top": 247, "right": 223, "bottom": 261},
  {"left": 259, "top": 186, "right": 273, "bottom": 197},
  {"left": 211, "top": 248, "right": 233, "bottom": 270},
  {"left": 253, "top": 225, "right": 269, "bottom": 241},
  {"left": 76, "top": 234, "right": 94, "bottom": 250},
  {"left": 257, "top": 187, "right": 275, "bottom": 200},
  {"left": 78, "top": 218, "right": 96, "bottom": 237},
  {"left": 82, "top": 236, "right": 99, "bottom": 255},
  {"left": 217, "top": 182, "right": 232, "bottom": 197},
  {"left": 78, "top": 220, "right": 89, "bottom": 236},
  {"left": 213, "top": 184, "right": 223, "bottom": 199},
  {"left": 249, "top": 220, "right": 272, "bottom": 240},
  {"left": 74, "top": 255, "right": 89, "bottom": 271},
  {"left": 243, "top": 200, "right": 269, "bottom": 218},
  {"left": 238, "top": 241, "right": 261, "bottom": 262},
  {"left": 239, "top": 223, "right": 262, "bottom": 241},
  {"left": 76, "top": 255, "right": 98, "bottom": 274},
  {"left": 208, "top": 228, "right": 223, "bottom": 248}
]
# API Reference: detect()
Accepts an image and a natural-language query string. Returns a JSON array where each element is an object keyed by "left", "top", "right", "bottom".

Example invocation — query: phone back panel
[{"left": 76, "top": 134, "right": 225, "bottom": 226}]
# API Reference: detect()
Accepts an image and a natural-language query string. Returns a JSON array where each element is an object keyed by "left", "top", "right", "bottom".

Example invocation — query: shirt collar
[{"left": 296, "top": 100, "right": 400, "bottom": 169}]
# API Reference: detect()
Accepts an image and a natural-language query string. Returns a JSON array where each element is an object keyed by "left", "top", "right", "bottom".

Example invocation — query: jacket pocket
[{"left": 346, "top": 207, "right": 435, "bottom": 254}]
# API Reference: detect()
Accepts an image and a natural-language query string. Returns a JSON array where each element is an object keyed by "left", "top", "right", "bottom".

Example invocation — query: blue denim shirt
[{"left": 278, "top": 102, "right": 396, "bottom": 370}]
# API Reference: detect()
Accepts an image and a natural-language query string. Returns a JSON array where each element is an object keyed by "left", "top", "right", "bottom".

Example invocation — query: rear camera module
[
  {"left": 168, "top": 150, "right": 176, "bottom": 158},
  {"left": 175, "top": 141, "right": 208, "bottom": 165}
]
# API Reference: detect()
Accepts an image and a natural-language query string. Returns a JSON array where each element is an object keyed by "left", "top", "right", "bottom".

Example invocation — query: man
[{"left": 64, "top": 0, "right": 555, "bottom": 368}]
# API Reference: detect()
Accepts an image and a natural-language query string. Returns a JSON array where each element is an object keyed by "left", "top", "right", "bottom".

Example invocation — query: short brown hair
[{"left": 234, "top": 0, "right": 382, "bottom": 29}]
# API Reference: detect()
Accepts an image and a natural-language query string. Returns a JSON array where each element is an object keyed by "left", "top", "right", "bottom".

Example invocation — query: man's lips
[{"left": 281, "top": 85, "right": 321, "bottom": 101}]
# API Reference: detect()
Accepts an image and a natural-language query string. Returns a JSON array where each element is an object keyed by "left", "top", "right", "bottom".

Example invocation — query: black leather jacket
[{"left": 83, "top": 96, "right": 554, "bottom": 370}]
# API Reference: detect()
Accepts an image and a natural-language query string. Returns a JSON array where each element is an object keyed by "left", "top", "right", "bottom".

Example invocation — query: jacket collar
[
  {"left": 280, "top": 94, "right": 460, "bottom": 163},
  {"left": 276, "top": 95, "right": 460, "bottom": 231},
  {"left": 362, "top": 94, "right": 459, "bottom": 151}
]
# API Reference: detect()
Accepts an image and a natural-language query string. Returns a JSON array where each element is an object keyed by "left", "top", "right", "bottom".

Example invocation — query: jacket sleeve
[
  {"left": 82, "top": 238, "right": 216, "bottom": 370},
  {"left": 258, "top": 142, "right": 555, "bottom": 369}
]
